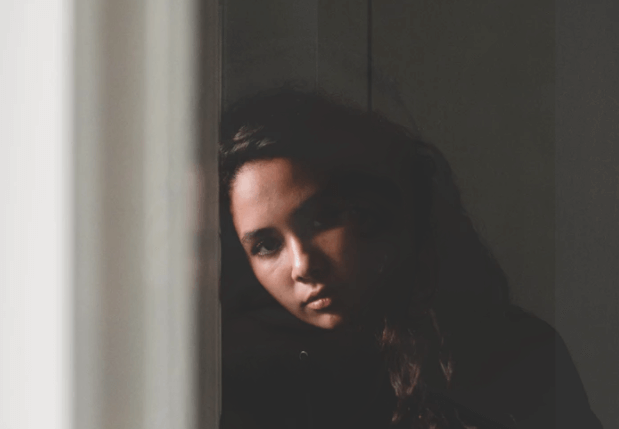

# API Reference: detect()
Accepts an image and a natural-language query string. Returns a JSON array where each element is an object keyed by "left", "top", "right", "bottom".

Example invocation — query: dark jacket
[{"left": 221, "top": 304, "right": 602, "bottom": 429}]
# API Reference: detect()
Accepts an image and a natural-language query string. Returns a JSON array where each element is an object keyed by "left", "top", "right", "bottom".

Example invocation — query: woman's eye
[
  {"left": 344, "top": 206, "right": 366, "bottom": 222},
  {"left": 311, "top": 208, "right": 343, "bottom": 231},
  {"left": 251, "top": 238, "right": 281, "bottom": 256},
  {"left": 312, "top": 219, "right": 325, "bottom": 229},
  {"left": 346, "top": 206, "right": 380, "bottom": 232}
]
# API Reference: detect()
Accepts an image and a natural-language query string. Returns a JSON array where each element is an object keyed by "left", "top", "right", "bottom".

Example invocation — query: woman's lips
[{"left": 306, "top": 296, "right": 333, "bottom": 310}]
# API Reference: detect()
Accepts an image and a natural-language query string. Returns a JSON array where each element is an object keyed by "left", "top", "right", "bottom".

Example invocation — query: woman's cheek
[
  {"left": 251, "top": 258, "right": 290, "bottom": 296},
  {"left": 317, "top": 225, "right": 377, "bottom": 272},
  {"left": 313, "top": 226, "right": 350, "bottom": 261}
]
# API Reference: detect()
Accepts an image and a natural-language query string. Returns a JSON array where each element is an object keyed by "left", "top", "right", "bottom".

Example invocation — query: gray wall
[
  {"left": 222, "top": 1, "right": 618, "bottom": 426},
  {"left": 370, "top": 0, "right": 555, "bottom": 325},
  {"left": 556, "top": 0, "right": 619, "bottom": 426},
  {"left": 74, "top": 1, "right": 200, "bottom": 428}
]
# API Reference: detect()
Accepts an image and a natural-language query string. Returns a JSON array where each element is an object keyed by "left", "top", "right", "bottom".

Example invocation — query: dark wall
[
  {"left": 223, "top": 0, "right": 370, "bottom": 107},
  {"left": 222, "top": 1, "right": 618, "bottom": 426},
  {"left": 556, "top": 1, "right": 619, "bottom": 426},
  {"left": 370, "top": 0, "right": 555, "bottom": 326}
]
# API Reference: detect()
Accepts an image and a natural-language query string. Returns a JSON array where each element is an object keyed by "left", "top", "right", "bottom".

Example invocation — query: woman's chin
[{"left": 304, "top": 312, "right": 346, "bottom": 330}]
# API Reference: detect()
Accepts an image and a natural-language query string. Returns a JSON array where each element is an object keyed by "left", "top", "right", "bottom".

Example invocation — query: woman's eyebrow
[
  {"left": 289, "top": 189, "right": 343, "bottom": 229},
  {"left": 240, "top": 227, "right": 276, "bottom": 245},
  {"left": 291, "top": 190, "right": 325, "bottom": 216}
]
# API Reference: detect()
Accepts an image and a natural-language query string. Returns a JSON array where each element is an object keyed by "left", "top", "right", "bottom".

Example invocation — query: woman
[{"left": 218, "top": 89, "right": 601, "bottom": 428}]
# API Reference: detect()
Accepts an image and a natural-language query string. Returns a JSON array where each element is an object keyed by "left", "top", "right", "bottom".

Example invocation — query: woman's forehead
[
  {"left": 229, "top": 156, "right": 411, "bottom": 229},
  {"left": 231, "top": 159, "right": 324, "bottom": 198},
  {"left": 229, "top": 159, "right": 324, "bottom": 233}
]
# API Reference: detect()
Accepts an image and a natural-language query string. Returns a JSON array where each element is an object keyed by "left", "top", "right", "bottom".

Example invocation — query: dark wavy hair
[{"left": 218, "top": 88, "right": 511, "bottom": 428}]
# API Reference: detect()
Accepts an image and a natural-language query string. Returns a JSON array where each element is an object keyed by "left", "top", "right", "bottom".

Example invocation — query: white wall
[
  {"left": 0, "top": 1, "right": 73, "bottom": 429},
  {"left": 1, "top": 0, "right": 214, "bottom": 428}
]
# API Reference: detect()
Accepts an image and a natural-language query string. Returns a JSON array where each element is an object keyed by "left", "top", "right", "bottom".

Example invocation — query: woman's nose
[{"left": 289, "top": 238, "right": 328, "bottom": 284}]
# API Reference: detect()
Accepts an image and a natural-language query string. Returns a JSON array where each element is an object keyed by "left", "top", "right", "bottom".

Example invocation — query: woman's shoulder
[{"left": 447, "top": 305, "right": 603, "bottom": 428}]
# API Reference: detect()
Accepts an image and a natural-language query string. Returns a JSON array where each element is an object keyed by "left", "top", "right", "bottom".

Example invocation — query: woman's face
[{"left": 229, "top": 158, "right": 402, "bottom": 329}]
